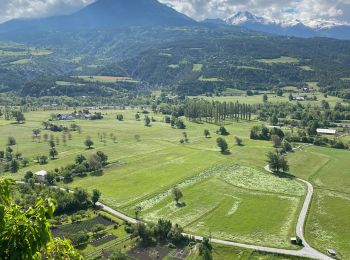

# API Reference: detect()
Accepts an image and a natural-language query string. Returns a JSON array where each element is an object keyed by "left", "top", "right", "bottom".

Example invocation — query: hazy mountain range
[
  {"left": 0, "top": 0, "right": 195, "bottom": 34},
  {"left": 0, "top": 0, "right": 349, "bottom": 40},
  {"left": 205, "top": 11, "right": 350, "bottom": 40}
]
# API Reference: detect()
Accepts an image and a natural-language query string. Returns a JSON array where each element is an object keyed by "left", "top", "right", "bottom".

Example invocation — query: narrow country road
[
  {"left": 15, "top": 144, "right": 333, "bottom": 259},
  {"left": 96, "top": 144, "right": 333, "bottom": 260}
]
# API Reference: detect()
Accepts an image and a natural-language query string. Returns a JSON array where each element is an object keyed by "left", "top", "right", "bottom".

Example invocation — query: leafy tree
[
  {"left": 270, "top": 115, "right": 279, "bottom": 126},
  {"left": 282, "top": 140, "right": 293, "bottom": 153},
  {"left": 49, "top": 140, "right": 56, "bottom": 148},
  {"left": 9, "top": 159, "right": 19, "bottom": 173},
  {"left": 289, "top": 93, "right": 294, "bottom": 101},
  {"left": 116, "top": 114, "right": 124, "bottom": 121},
  {"left": 234, "top": 136, "right": 243, "bottom": 146},
  {"left": 109, "top": 250, "right": 129, "bottom": 260},
  {"left": 167, "top": 223, "right": 183, "bottom": 244},
  {"left": 218, "top": 126, "right": 229, "bottom": 136},
  {"left": 271, "top": 135, "right": 282, "bottom": 148},
  {"left": 45, "top": 172, "right": 56, "bottom": 186},
  {"left": 199, "top": 237, "right": 213, "bottom": 260},
  {"left": 96, "top": 151, "right": 108, "bottom": 166},
  {"left": 42, "top": 121, "right": 50, "bottom": 130},
  {"left": 22, "top": 157, "right": 29, "bottom": 167},
  {"left": 88, "top": 154, "right": 103, "bottom": 171},
  {"left": 266, "top": 151, "right": 289, "bottom": 173},
  {"left": 172, "top": 187, "right": 183, "bottom": 205},
  {"left": 91, "top": 189, "right": 101, "bottom": 206},
  {"left": 204, "top": 129, "right": 210, "bottom": 138},
  {"left": 24, "top": 171, "right": 34, "bottom": 182},
  {"left": 33, "top": 129, "right": 41, "bottom": 137},
  {"left": 37, "top": 155, "right": 48, "bottom": 165},
  {"left": 12, "top": 111, "right": 25, "bottom": 123},
  {"left": 276, "top": 89, "right": 283, "bottom": 97},
  {"left": 307, "top": 120, "right": 319, "bottom": 136},
  {"left": 155, "top": 219, "right": 172, "bottom": 241},
  {"left": 144, "top": 115, "right": 151, "bottom": 126},
  {"left": 84, "top": 137, "right": 94, "bottom": 149},
  {"left": 175, "top": 118, "right": 186, "bottom": 129},
  {"left": 216, "top": 137, "right": 228, "bottom": 153},
  {"left": 7, "top": 136, "right": 16, "bottom": 146},
  {"left": 263, "top": 94, "right": 268, "bottom": 102},
  {"left": 0, "top": 179, "right": 82, "bottom": 259},
  {"left": 134, "top": 222, "right": 152, "bottom": 244},
  {"left": 49, "top": 148, "right": 58, "bottom": 159},
  {"left": 73, "top": 188, "right": 91, "bottom": 207},
  {"left": 75, "top": 154, "right": 86, "bottom": 164},
  {"left": 134, "top": 206, "right": 142, "bottom": 220}
]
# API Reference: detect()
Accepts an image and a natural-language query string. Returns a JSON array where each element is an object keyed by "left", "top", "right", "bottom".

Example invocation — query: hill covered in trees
[{"left": 0, "top": 27, "right": 349, "bottom": 99}]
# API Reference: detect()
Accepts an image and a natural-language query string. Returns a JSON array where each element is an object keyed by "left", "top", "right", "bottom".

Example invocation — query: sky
[{"left": 0, "top": 0, "right": 350, "bottom": 24}]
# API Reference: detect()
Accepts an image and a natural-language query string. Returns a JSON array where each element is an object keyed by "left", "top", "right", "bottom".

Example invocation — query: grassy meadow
[
  {"left": 0, "top": 109, "right": 308, "bottom": 249},
  {"left": 288, "top": 146, "right": 350, "bottom": 258}
]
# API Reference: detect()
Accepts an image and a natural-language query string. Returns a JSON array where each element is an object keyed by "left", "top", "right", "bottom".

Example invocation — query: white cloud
[
  {"left": 160, "top": 0, "right": 350, "bottom": 22},
  {"left": 0, "top": 0, "right": 349, "bottom": 24},
  {"left": 0, "top": 0, "right": 94, "bottom": 23}
]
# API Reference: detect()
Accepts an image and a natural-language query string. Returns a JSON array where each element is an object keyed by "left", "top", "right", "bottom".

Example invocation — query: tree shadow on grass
[
  {"left": 176, "top": 202, "right": 186, "bottom": 208},
  {"left": 221, "top": 151, "right": 232, "bottom": 155},
  {"left": 271, "top": 171, "right": 296, "bottom": 180}
]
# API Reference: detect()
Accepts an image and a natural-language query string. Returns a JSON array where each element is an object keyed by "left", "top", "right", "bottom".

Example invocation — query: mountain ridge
[
  {"left": 204, "top": 11, "right": 350, "bottom": 40},
  {"left": 0, "top": 0, "right": 196, "bottom": 33}
]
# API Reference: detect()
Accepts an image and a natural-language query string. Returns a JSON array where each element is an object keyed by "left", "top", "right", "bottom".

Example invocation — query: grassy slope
[{"left": 288, "top": 146, "right": 350, "bottom": 258}]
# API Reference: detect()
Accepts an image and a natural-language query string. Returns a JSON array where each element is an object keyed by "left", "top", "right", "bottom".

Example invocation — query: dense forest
[{"left": 0, "top": 26, "right": 349, "bottom": 98}]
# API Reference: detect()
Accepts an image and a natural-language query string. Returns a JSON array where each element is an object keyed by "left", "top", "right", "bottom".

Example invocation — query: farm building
[
  {"left": 316, "top": 129, "right": 337, "bottom": 135},
  {"left": 34, "top": 170, "right": 47, "bottom": 182}
]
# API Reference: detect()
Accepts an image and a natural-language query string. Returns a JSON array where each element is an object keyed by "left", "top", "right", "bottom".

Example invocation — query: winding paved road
[
  {"left": 17, "top": 144, "right": 333, "bottom": 259},
  {"left": 95, "top": 144, "right": 333, "bottom": 260}
]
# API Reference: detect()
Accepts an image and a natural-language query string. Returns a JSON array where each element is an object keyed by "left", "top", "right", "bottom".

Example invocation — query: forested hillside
[{"left": 0, "top": 26, "right": 349, "bottom": 98}]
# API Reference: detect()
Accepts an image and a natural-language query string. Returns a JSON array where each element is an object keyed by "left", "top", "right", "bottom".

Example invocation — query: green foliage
[
  {"left": 92, "top": 189, "right": 101, "bottom": 205},
  {"left": 216, "top": 137, "right": 228, "bottom": 153},
  {"left": 199, "top": 237, "right": 213, "bottom": 260},
  {"left": 11, "top": 111, "right": 25, "bottom": 123},
  {"left": 84, "top": 137, "right": 94, "bottom": 149},
  {"left": 218, "top": 126, "right": 229, "bottom": 136},
  {"left": 267, "top": 151, "right": 290, "bottom": 173},
  {"left": 172, "top": 187, "right": 183, "bottom": 205},
  {"left": 0, "top": 178, "right": 82, "bottom": 259},
  {"left": 144, "top": 115, "right": 151, "bottom": 126},
  {"left": 7, "top": 136, "right": 16, "bottom": 146}
]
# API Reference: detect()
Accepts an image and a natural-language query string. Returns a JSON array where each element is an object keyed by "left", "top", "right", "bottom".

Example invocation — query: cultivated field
[
  {"left": 288, "top": 146, "right": 350, "bottom": 258},
  {"left": 73, "top": 75, "right": 139, "bottom": 83},
  {"left": 1, "top": 108, "right": 348, "bottom": 254}
]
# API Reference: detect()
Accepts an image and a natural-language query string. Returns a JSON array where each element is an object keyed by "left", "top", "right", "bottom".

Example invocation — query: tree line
[{"left": 184, "top": 99, "right": 253, "bottom": 123}]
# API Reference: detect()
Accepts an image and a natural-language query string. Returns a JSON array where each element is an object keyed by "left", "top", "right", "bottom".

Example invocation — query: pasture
[
  {"left": 288, "top": 146, "right": 350, "bottom": 258},
  {"left": 73, "top": 75, "right": 139, "bottom": 83},
  {"left": 0, "top": 109, "right": 308, "bottom": 250},
  {"left": 189, "top": 91, "right": 344, "bottom": 107},
  {"left": 257, "top": 56, "right": 300, "bottom": 64}
]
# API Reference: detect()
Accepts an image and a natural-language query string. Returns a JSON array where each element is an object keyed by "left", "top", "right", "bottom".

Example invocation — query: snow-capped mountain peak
[
  {"left": 225, "top": 11, "right": 273, "bottom": 25},
  {"left": 225, "top": 11, "right": 350, "bottom": 30}
]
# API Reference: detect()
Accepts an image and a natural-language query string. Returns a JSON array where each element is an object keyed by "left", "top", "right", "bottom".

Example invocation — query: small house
[
  {"left": 316, "top": 129, "right": 337, "bottom": 135},
  {"left": 34, "top": 170, "right": 47, "bottom": 182},
  {"left": 290, "top": 237, "right": 297, "bottom": 245}
]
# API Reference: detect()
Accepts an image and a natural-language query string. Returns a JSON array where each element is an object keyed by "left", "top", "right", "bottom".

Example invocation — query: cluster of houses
[
  {"left": 55, "top": 112, "right": 92, "bottom": 121},
  {"left": 290, "top": 94, "right": 316, "bottom": 101},
  {"left": 54, "top": 111, "right": 103, "bottom": 121}
]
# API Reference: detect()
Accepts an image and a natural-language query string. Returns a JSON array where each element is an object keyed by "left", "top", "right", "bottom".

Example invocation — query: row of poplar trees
[{"left": 184, "top": 99, "right": 254, "bottom": 123}]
